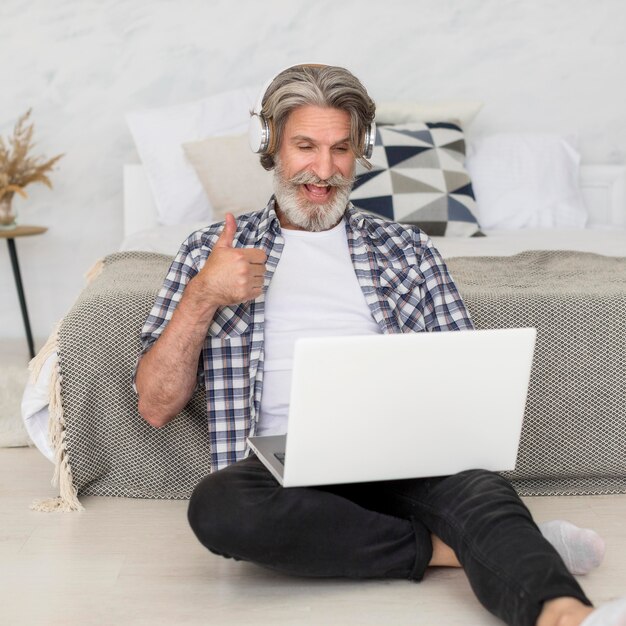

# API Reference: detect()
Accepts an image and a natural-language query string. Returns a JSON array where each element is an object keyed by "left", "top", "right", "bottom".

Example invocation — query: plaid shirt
[{"left": 139, "top": 199, "right": 474, "bottom": 471}]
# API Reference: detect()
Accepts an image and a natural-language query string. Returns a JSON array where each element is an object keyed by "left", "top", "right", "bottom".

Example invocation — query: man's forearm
[
  {"left": 136, "top": 284, "right": 217, "bottom": 427},
  {"left": 137, "top": 213, "right": 266, "bottom": 427}
]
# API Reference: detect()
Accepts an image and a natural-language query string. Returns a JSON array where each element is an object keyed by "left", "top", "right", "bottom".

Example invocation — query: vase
[{"left": 0, "top": 192, "right": 17, "bottom": 230}]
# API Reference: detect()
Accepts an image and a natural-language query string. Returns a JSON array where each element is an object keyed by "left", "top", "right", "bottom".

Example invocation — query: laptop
[{"left": 247, "top": 327, "right": 536, "bottom": 487}]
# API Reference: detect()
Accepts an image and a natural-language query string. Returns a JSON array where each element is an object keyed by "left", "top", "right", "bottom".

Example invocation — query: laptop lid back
[{"left": 281, "top": 328, "right": 536, "bottom": 487}]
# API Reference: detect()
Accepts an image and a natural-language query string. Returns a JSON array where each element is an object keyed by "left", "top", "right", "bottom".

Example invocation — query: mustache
[{"left": 288, "top": 169, "right": 355, "bottom": 189}]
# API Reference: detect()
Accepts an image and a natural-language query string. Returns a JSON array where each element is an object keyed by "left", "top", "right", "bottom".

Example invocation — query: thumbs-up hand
[
  {"left": 188, "top": 213, "right": 267, "bottom": 312},
  {"left": 213, "top": 212, "right": 238, "bottom": 250}
]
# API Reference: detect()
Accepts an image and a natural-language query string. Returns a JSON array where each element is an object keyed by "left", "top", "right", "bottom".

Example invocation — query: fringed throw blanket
[
  {"left": 32, "top": 252, "right": 209, "bottom": 511},
  {"left": 34, "top": 250, "right": 626, "bottom": 511}
]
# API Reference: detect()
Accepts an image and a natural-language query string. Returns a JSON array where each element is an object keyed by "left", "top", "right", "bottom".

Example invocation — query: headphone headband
[
  {"left": 251, "top": 63, "right": 327, "bottom": 119},
  {"left": 248, "top": 63, "right": 375, "bottom": 160}
]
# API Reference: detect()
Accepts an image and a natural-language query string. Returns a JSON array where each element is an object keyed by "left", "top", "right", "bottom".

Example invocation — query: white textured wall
[{"left": 1, "top": 0, "right": 625, "bottom": 343}]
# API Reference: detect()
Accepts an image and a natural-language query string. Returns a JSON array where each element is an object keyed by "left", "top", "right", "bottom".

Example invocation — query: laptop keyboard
[{"left": 274, "top": 452, "right": 286, "bottom": 465}]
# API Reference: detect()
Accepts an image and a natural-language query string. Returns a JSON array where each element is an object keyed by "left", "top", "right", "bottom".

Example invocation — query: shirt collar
[
  {"left": 254, "top": 196, "right": 282, "bottom": 243},
  {"left": 345, "top": 202, "right": 366, "bottom": 231}
]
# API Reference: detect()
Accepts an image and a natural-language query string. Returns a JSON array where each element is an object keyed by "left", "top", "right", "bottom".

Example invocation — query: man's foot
[
  {"left": 539, "top": 597, "right": 626, "bottom": 626},
  {"left": 539, "top": 520, "right": 606, "bottom": 576},
  {"left": 580, "top": 597, "right": 626, "bottom": 625}
]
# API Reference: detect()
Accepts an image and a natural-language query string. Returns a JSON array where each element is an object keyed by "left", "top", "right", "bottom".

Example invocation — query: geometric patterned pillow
[{"left": 350, "top": 122, "right": 484, "bottom": 237}]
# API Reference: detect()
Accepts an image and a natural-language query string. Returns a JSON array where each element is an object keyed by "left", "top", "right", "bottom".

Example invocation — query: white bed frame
[
  {"left": 123, "top": 163, "right": 626, "bottom": 239},
  {"left": 579, "top": 165, "right": 626, "bottom": 229}
]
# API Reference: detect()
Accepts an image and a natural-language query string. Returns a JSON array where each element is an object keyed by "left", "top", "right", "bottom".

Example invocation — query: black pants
[{"left": 187, "top": 456, "right": 591, "bottom": 626}]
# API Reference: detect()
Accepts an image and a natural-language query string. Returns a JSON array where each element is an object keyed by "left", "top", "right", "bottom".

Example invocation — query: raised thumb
[{"left": 215, "top": 213, "right": 237, "bottom": 248}]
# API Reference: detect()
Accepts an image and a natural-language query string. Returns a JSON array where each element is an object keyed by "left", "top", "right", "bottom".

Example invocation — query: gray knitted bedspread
[
  {"left": 446, "top": 251, "right": 626, "bottom": 496},
  {"left": 59, "top": 252, "right": 210, "bottom": 500},
  {"left": 58, "top": 250, "right": 626, "bottom": 500}
]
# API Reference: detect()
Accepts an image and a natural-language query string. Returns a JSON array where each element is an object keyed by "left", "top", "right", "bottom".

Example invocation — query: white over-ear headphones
[{"left": 248, "top": 63, "right": 376, "bottom": 160}]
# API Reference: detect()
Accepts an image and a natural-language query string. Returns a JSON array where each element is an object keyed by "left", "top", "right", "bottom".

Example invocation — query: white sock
[
  {"left": 581, "top": 597, "right": 626, "bottom": 626},
  {"left": 539, "top": 519, "right": 606, "bottom": 576}
]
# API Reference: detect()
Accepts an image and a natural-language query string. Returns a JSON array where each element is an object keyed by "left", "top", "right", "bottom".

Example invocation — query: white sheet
[
  {"left": 120, "top": 224, "right": 626, "bottom": 259},
  {"left": 433, "top": 228, "right": 626, "bottom": 258},
  {"left": 22, "top": 354, "right": 56, "bottom": 462},
  {"left": 119, "top": 222, "right": 208, "bottom": 255}
]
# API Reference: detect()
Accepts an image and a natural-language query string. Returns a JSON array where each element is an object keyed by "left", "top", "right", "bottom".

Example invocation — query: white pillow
[
  {"left": 182, "top": 134, "right": 274, "bottom": 221},
  {"left": 466, "top": 133, "right": 588, "bottom": 230},
  {"left": 375, "top": 101, "right": 483, "bottom": 127},
  {"left": 126, "top": 86, "right": 259, "bottom": 226}
]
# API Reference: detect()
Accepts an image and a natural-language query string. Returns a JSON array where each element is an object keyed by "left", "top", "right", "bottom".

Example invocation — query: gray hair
[{"left": 258, "top": 65, "right": 376, "bottom": 171}]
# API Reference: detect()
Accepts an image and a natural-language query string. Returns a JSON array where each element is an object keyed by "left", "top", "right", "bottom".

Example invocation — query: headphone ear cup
[
  {"left": 362, "top": 122, "right": 376, "bottom": 159},
  {"left": 249, "top": 113, "right": 271, "bottom": 154}
]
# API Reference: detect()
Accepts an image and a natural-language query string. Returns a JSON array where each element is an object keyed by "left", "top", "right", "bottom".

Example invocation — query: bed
[{"left": 22, "top": 93, "right": 626, "bottom": 511}]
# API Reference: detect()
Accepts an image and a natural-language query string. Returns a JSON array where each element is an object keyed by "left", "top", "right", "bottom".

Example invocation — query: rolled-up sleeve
[{"left": 132, "top": 238, "right": 203, "bottom": 391}]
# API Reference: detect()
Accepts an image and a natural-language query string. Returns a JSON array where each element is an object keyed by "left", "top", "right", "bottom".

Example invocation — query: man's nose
[{"left": 311, "top": 149, "right": 335, "bottom": 181}]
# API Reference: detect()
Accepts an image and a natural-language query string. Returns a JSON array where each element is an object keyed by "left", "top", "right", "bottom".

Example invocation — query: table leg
[{"left": 6, "top": 238, "right": 36, "bottom": 359}]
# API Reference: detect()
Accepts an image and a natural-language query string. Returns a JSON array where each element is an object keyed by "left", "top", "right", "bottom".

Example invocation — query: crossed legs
[{"left": 188, "top": 456, "right": 592, "bottom": 626}]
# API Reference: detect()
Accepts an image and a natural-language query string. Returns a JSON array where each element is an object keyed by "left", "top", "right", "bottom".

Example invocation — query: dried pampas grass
[{"left": 0, "top": 109, "right": 64, "bottom": 202}]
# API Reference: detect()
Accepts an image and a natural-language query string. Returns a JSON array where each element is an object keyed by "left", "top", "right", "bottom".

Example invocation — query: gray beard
[{"left": 272, "top": 160, "right": 355, "bottom": 232}]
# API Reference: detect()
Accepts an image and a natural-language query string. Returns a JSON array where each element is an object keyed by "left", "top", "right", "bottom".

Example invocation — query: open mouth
[{"left": 303, "top": 183, "right": 332, "bottom": 202}]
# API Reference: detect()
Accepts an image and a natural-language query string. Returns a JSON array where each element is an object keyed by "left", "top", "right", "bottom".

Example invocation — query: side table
[{"left": 0, "top": 225, "right": 48, "bottom": 359}]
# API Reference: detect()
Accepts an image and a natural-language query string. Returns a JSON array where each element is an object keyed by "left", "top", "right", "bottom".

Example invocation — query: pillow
[
  {"left": 375, "top": 101, "right": 483, "bottom": 127},
  {"left": 126, "top": 86, "right": 259, "bottom": 226},
  {"left": 350, "top": 122, "right": 483, "bottom": 237},
  {"left": 465, "top": 133, "right": 588, "bottom": 230},
  {"left": 182, "top": 134, "right": 274, "bottom": 221}
]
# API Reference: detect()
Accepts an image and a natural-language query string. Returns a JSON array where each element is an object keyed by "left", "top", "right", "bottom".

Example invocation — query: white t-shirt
[{"left": 257, "top": 218, "right": 382, "bottom": 436}]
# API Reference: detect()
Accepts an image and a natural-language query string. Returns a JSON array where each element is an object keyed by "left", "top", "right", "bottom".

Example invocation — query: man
[{"left": 135, "top": 65, "right": 621, "bottom": 626}]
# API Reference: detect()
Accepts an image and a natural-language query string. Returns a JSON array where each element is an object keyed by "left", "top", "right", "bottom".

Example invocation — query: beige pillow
[{"left": 182, "top": 134, "right": 274, "bottom": 221}]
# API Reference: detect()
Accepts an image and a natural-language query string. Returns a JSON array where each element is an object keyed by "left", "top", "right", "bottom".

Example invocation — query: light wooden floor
[
  {"left": 1, "top": 339, "right": 625, "bottom": 625},
  {"left": 0, "top": 447, "right": 625, "bottom": 626},
  {"left": 0, "top": 338, "right": 40, "bottom": 367}
]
